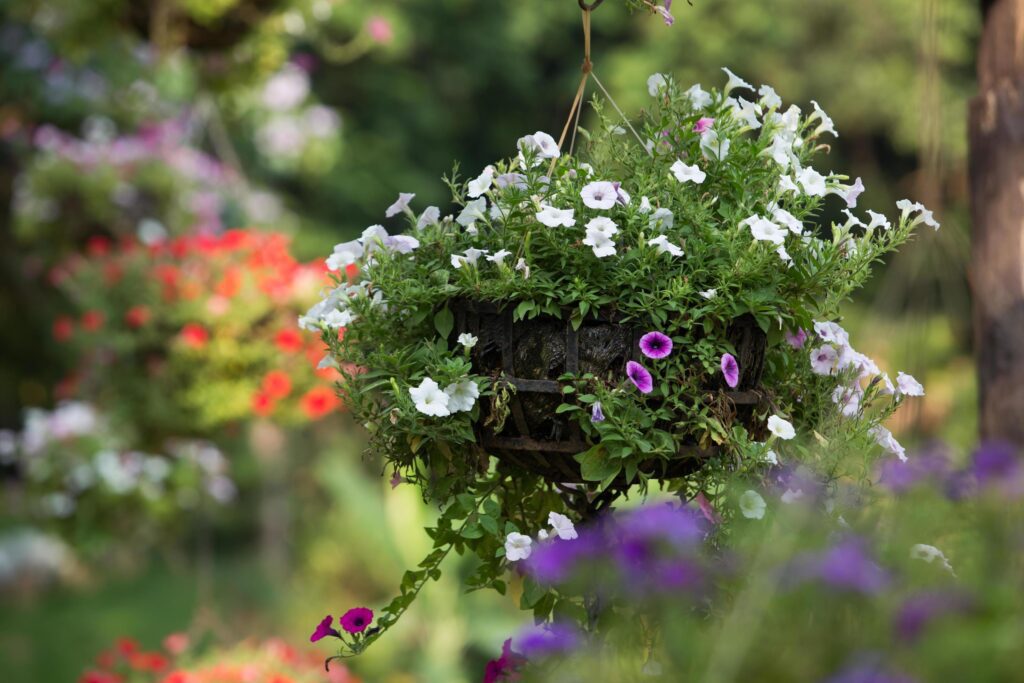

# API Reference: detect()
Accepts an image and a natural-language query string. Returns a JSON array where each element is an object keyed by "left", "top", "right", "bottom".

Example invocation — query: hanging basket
[{"left": 452, "top": 299, "right": 769, "bottom": 484}]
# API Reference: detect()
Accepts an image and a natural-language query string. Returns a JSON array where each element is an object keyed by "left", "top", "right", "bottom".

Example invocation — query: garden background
[{"left": 0, "top": 0, "right": 982, "bottom": 681}]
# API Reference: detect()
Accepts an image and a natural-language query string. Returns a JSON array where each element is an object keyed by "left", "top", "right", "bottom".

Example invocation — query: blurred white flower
[{"left": 739, "top": 490, "right": 767, "bottom": 519}]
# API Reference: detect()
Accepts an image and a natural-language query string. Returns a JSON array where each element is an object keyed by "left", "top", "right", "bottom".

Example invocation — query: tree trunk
[{"left": 970, "top": 0, "right": 1024, "bottom": 444}]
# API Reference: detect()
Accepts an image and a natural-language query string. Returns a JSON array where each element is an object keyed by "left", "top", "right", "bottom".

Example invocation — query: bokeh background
[{"left": 0, "top": 0, "right": 979, "bottom": 681}]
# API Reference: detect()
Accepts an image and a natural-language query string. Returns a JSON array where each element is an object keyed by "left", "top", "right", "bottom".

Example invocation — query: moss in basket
[{"left": 304, "top": 69, "right": 936, "bottom": 653}]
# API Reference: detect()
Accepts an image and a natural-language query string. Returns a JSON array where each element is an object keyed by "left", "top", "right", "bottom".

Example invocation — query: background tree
[{"left": 970, "top": 0, "right": 1024, "bottom": 444}]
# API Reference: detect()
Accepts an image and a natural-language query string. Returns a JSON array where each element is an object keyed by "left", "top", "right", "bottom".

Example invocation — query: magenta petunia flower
[
  {"left": 309, "top": 615, "right": 340, "bottom": 642},
  {"left": 784, "top": 328, "right": 808, "bottom": 349},
  {"left": 721, "top": 353, "right": 740, "bottom": 388},
  {"left": 626, "top": 361, "right": 654, "bottom": 394},
  {"left": 639, "top": 331, "right": 673, "bottom": 359},
  {"left": 340, "top": 607, "right": 374, "bottom": 634},
  {"left": 693, "top": 117, "right": 715, "bottom": 134}
]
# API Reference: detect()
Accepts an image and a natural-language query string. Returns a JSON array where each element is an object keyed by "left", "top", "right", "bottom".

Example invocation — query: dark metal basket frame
[{"left": 451, "top": 298, "right": 766, "bottom": 483}]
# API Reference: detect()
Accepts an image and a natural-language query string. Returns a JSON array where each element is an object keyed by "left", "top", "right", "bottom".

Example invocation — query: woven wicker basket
[{"left": 451, "top": 299, "right": 768, "bottom": 484}]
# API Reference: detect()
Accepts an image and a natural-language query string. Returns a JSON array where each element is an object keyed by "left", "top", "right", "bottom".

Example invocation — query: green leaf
[
  {"left": 460, "top": 524, "right": 484, "bottom": 539},
  {"left": 575, "top": 444, "right": 621, "bottom": 482},
  {"left": 433, "top": 307, "right": 455, "bottom": 340},
  {"left": 479, "top": 515, "right": 499, "bottom": 536},
  {"left": 521, "top": 577, "right": 548, "bottom": 609}
]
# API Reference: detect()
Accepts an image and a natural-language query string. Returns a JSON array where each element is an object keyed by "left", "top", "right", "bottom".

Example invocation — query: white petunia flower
[
  {"left": 384, "top": 234, "right": 420, "bottom": 254},
  {"left": 870, "top": 424, "right": 907, "bottom": 462},
  {"left": 698, "top": 288, "right": 717, "bottom": 300},
  {"left": 809, "top": 100, "right": 837, "bottom": 137},
  {"left": 910, "top": 543, "right": 956, "bottom": 575},
  {"left": 385, "top": 192, "right": 415, "bottom": 218},
  {"left": 444, "top": 380, "right": 480, "bottom": 412},
  {"left": 322, "top": 308, "right": 355, "bottom": 329},
  {"left": 832, "top": 384, "right": 862, "bottom": 417},
  {"left": 700, "top": 130, "right": 730, "bottom": 161},
  {"left": 813, "top": 320, "right": 850, "bottom": 347},
  {"left": 670, "top": 160, "right": 706, "bottom": 184},
  {"left": 739, "top": 490, "right": 767, "bottom": 519},
  {"left": 765, "top": 133, "right": 798, "bottom": 169},
  {"left": 647, "top": 73, "right": 669, "bottom": 97},
  {"left": 548, "top": 511, "right": 578, "bottom": 540},
  {"left": 409, "top": 377, "right": 451, "bottom": 417},
  {"left": 467, "top": 166, "right": 495, "bottom": 198},
  {"left": 895, "top": 372, "right": 925, "bottom": 397},
  {"left": 326, "top": 240, "right": 364, "bottom": 271},
  {"left": 765, "top": 449, "right": 779, "bottom": 465},
  {"left": 515, "top": 258, "right": 530, "bottom": 279},
  {"left": 487, "top": 249, "right": 512, "bottom": 265},
  {"left": 729, "top": 96, "right": 762, "bottom": 129},
  {"left": 536, "top": 204, "right": 576, "bottom": 228},
  {"left": 583, "top": 216, "right": 618, "bottom": 257},
  {"left": 638, "top": 196, "right": 652, "bottom": 214},
  {"left": 767, "top": 415, "right": 796, "bottom": 440},
  {"left": 809, "top": 345, "right": 839, "bottom": 376},
  {"left": 457, "top": 198, "right": 488, "bottom": 228},
  {"left": 457, "top": 333, "right": 478, "bottom": 349},
  {"left": 778, "top": 174, "right": 800, "bottom": 194},
  {"left": 896, "top": 199, "right": 940, "bottom": 230},
  {"left": 796, "top": 167, "right": 828, "bottom": 197},
  {"left": 758, "top": 84, "right": 782, "bottom": 110},
  {"left": 769, "top": 204, "right": 802, "bottom": 235},
  {"left": 776, "top": 244, "right": 792, "bottom": 265},
  {"left": 722, "top": 67, "right": 754, "bottom": 95},
  {"left": 648, "top": 234, "right": 684, "bottom": 257},
  {"left": 684, "top": 83, "right": 712, "bottom": 109},
  {"left": 649, "top": 207, "right": 674, "bottom": 231},
  {"left": 844, "top": 177, "right": 865, "bottom": 208},
  {"left": 743, "top": 215, "right": 787, "bottom": 245},
  {"left": 581, "top": 181, "right": 619, "bottom": 210},
  {"left": 416, "top": 206, "right": 441, "bottom": 229},
  {"left": 865, "top": 210, "right": 891, "bottom": 232},
  {"left": 505, "top": 532, "right": 533, "bottom": 561},
  {"left": 518, "top": 131, "right": 560, "bottom": 164}
]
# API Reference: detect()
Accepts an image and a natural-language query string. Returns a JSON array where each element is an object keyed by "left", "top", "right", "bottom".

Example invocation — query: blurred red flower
[
  {"left": 125, "top": 305, "right": 151, "bottom": 329},
  {"left": 262, "top": 370, "right": 292, "bottom": 399},
  {"left": 53, "top": 315, "right": 74, "bottom": 341},
  {"left": 82, "top": 310, "right": 105, "bottom": 332},
  {"left": 274, "top": 328, "right": 303, "bottom": 353},
  {"left": 179, "top": 323, "right": 209, "bottom": 348},
  {"left": 301, "top": 386, "right": 339, "bottom": 419}
]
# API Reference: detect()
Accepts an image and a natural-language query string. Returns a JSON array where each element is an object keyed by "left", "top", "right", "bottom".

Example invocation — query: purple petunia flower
[
  {"left": 971, "top": 441, "right": 1020, "bottom": 486},
  {"left": 784, "top": 328, "right": 808, "bottom": 349},
  {"left": 823, "top": 659, "right": 919, "bottom": 683},
  {"left": 895, "top": 590, "right": 974, "bottom": 643},
  {"left": 626, "top": 361, "right": 654, "bottom": 394},
  {"left": 515, "top": 622, "right": 582, "bottom": 658},
  {"left": 309, "top": 615, "right": 340, "bottom": 642},
  {"left": 339, "top": 607, "right": 374, "bottom": 634},
  {"left": 639, "top": 331, "right": 673, "bottom": 359},
  {"left": 721, "top": 353, "right": 740, "bottom": 388},
  {"left": 790, "top": 538, "right": 888, "bottom": 595},
  {"left": 590, "top": 401, "right": 605, "bottom": 423}
]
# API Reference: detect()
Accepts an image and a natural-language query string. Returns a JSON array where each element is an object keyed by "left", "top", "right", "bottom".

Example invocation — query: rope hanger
[{"left": 550, "top": 0, "right": 650, "bottom": 174}]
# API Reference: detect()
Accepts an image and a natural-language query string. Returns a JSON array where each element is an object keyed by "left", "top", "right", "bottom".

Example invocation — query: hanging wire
[{"left": 551, "top": 2, "right": 651, "bottom": 172}]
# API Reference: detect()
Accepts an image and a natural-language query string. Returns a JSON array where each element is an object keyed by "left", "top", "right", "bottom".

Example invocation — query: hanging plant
[{"left": 304, "top": 65, "right": 937, "bottom": 658}]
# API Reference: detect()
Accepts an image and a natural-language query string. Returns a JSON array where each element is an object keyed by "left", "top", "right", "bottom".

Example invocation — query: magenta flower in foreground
[
  {"left": 721, "top": 353, "right": 740, "bottom": 388},
  {"left": 693, "top": 117, "right": 714, "bottom": 134},
  {"left": 309, "top": 615, "right": 340, "bottom": 642},
  {"left": 639, "top": 331, "right": 673, "bottom": 359},
  {"left": 340, "top": 607, "right": 374, "bottom": 634},
  {"left": 626, "top": 361, "right": 654, "bottom": 394}
]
